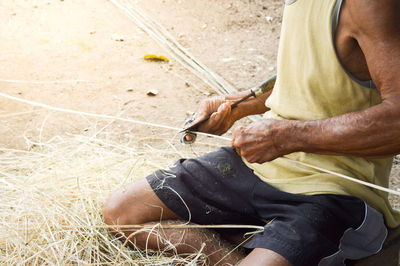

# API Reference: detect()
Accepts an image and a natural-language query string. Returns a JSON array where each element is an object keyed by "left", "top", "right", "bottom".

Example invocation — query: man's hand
[
  {"left": 232, "top": 119, "right": 297, "bottom": 163},
  {"left": 192, "top": 96, "right": 237, "bottom": 136},
  {"left": 188, "top": 88, "right": 272, "bottom": 136},
  {"left": 184, "top": 88, "right": 271, "bottom": 142}
]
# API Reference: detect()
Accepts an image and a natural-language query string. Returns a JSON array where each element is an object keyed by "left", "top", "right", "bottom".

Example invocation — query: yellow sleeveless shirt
[{"left": 244, "top": 0, "right": 400, "bottom": 228}]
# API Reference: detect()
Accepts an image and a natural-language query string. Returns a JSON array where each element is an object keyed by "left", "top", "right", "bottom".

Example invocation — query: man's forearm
[{"left": 287, "top": 101, "right": 400, "bottom": 158}]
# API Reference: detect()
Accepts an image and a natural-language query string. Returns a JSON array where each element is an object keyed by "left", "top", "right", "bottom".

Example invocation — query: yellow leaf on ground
[{"left": 143, "top": 54, "right": 169, "bottom": 62}]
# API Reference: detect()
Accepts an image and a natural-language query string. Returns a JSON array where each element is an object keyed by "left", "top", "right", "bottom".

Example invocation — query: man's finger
[
  {"left": 198, "top": 102, "right": 230, "bottom": 133},
  {"left": 191, "top": 111, "right": 208, "bottom": 125},
  {"left": 232, "top": 126, "right": 245, "bottom": 147},
  {"left": 210, "top": 103, "right": 231, "bottom": 133}
]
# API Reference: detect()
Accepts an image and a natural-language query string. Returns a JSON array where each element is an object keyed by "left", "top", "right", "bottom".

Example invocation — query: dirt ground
[
  {"left": 0, "top": 0, "right": 280, "bottom": 148},
  {"left": 0, "top": 0, "right": 399, "bottom": 205}
]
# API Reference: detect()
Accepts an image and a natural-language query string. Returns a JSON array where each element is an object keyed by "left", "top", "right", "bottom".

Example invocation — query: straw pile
[{"left": 0, "top": 129, "right": 220, "bottom": 265}]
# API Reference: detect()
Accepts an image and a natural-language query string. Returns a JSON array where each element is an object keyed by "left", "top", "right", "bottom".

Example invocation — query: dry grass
[{"left": 0, "top": 129, "right": 222, "bottom": 265}]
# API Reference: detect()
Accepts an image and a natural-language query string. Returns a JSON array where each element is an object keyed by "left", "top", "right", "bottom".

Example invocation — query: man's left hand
[{"left": 232, "top": 119, "right": 297, "bottom": 164}]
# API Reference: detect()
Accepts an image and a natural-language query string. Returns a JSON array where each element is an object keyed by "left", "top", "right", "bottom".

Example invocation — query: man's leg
[
  {"left": 239, "top": 249, "right": 292, "bottom": 266},
  {"left": 103, "top": 178, "right": 293, "bottom": 265},
  {"left": 103, "top": 178, "right": 247, "bottom": 265}
]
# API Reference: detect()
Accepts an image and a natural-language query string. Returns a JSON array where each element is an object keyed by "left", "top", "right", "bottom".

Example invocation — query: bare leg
[
  {"left": 239, "top": 248, "right": 293, "bottom": 266},
  {"left": 103, "top": 178, "right": 246, "bottom": 265},
  {"left": 104, "top": 178, "right": 294, "bottom": 265}
]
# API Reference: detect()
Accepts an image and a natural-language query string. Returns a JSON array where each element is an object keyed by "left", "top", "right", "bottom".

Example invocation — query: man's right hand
[
  {"left": 185, "top": 87, "right": 272, "bottom": 142},
  {"left": 190, "top": 96, "right": 237, "bottom": 136}
]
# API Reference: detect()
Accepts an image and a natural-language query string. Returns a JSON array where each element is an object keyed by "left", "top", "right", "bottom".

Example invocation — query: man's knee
[
  {"left": 103, "top": 187, "right": 133, "bottom": 227},
  {"left": 103, "top": 180, "right": 149, "bottom": 227},
  {"left": 103, "top": 178, "right": 177, "bottom": 227}
]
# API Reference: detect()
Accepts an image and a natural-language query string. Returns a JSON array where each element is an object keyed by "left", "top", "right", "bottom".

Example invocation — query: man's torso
[{"left": 244, "top": 0, "right": 400, "bottom": 228}]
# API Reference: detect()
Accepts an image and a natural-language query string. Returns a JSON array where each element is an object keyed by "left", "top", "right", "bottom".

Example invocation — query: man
[{"left": 104, "top": 0, "right": 400, "bottom": 265}]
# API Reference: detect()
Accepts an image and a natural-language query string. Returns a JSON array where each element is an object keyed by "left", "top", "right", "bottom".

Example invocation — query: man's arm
[{"left": 233, "top": 0, "right": 400, "bottom": 163}]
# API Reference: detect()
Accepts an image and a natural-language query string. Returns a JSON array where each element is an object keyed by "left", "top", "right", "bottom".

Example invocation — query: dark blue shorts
[{"left": 146, "top": 147, "right": 387, "bottom": 266}]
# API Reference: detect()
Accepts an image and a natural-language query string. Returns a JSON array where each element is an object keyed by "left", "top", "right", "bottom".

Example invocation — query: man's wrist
[{"left": 274, "top": 120, "right": 305, "bottom": 155}]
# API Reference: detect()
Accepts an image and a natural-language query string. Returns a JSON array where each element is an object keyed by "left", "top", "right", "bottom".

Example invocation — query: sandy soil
[
  {"left": 0, "top": 0, "right": 281, "bottom": 148},
  {"left": 0, "top": 0, "right": 398, "bottom": 205}
]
